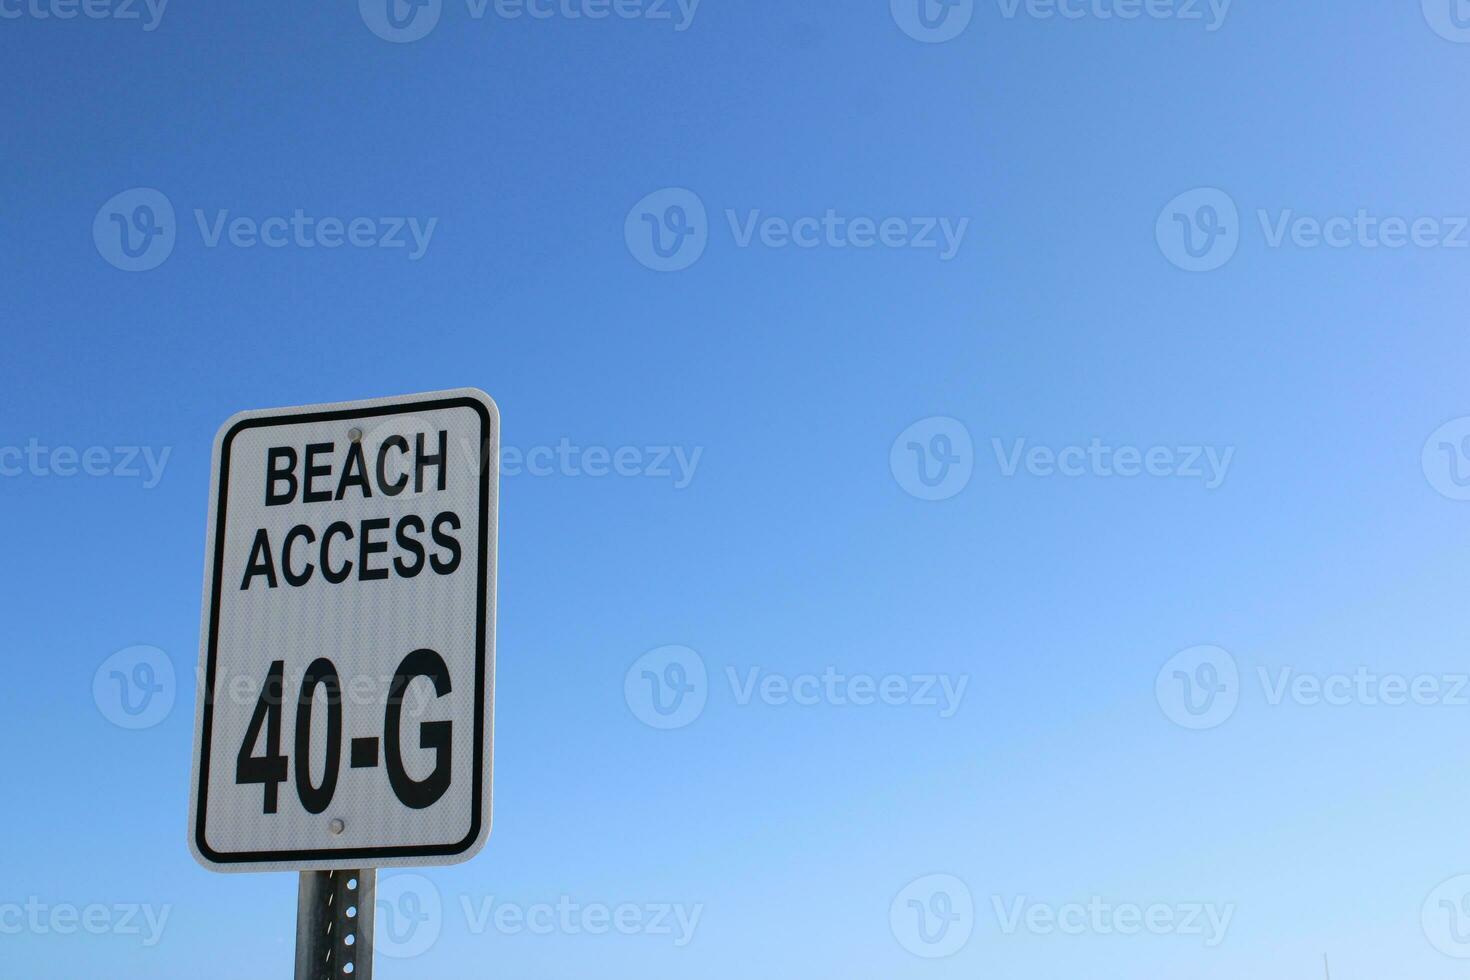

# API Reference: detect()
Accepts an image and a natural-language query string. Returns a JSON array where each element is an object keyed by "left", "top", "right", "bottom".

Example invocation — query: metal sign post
[{"left": 295, "top": 869, "right": 376, "bottom": 980}]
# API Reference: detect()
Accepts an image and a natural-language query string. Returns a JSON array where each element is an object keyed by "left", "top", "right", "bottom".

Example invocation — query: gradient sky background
[{"left": 6, "top": 2, "right": 1470, "bottom": 978}]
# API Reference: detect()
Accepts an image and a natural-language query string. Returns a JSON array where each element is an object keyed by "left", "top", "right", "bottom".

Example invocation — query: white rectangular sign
[{"left": 188, "top": 389, "right": 498, "bottom": 872}]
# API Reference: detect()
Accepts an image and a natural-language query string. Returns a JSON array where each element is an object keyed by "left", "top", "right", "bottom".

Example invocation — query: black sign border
[{"left": 194, "top": 395, "right": 493, "bottom": 866}]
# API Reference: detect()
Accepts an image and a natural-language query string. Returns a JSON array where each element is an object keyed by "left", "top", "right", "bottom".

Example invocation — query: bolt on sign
[{"left": 188, "top": 389, "right": 499, "bottom": 872}]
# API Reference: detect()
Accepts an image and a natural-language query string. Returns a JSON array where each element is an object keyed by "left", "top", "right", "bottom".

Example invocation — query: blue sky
[{"left": 7, "top": 1, "right": 1470, "bottom": 978}]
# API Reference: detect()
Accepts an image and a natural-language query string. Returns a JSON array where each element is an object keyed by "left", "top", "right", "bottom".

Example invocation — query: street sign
[{"left": 188, "top": 389, "right": 498, "bottom": 872}]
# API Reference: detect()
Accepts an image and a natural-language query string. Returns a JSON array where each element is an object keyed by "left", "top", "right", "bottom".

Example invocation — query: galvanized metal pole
[{"left": 294, "top": 870, "right": 375, "bottom": 980}]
